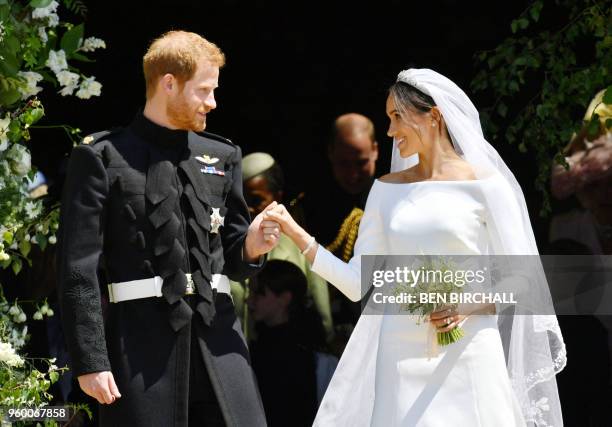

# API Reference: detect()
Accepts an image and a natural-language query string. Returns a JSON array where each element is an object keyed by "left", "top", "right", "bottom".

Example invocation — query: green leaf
[
  {"left": 30, "top": 0, "right": 53, "bottom": 7},
  {"left": 3, "top": 231, "right": 13, "bottom": 245},
  {"left": 49, "top": 371, "right": 59, "bottom": 383},
  {"left": 5, "top": 35, "right": 20, "bottom": 55},
  {"left": 0, "top": 88, "right": 22, "bottom": 106},
  {"left": 19, "top": 239, "right": 31, "bottom": 258},
  {"left": 0, "top": 51, "right": 20, "bottom": 76},
  {"left": 587, "top": 114, "right": 600, "bottom": 139},
  {"left": 37, "top": 234, "right": 47, "bottom": 250},
  {"left": 530, "top": 1, "right": 543, "bottom": 22},
  {"left": 69, "top": 52, "right": 94, "bottom": 63},
  {"left": 606, "top": 118, "right": 612, "bottom": 129},
  {"left": 21, "top": 107, "right": 45, "bottom": 126},
  {"left": 518, "top": 142, "right": 527, "bottom": 153},
  {"left": 12, "top": 258, "right": 22, "bottom": 275},
  {"left": 497, "top": 103, "right": 508, "bottom": 118},
  {"left": 60, "top": 24, "right": 84, "bottom": 54},
  {"left": 602, "top": 86, "right": 612, "bottom": 105}
]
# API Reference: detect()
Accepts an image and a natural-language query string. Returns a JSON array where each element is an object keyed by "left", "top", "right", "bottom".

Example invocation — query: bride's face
[{"left": 385, "top": 94, "right": 432, "bottom": 158}]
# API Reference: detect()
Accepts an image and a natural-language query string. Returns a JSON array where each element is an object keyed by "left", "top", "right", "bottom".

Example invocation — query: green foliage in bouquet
[
  {"left": 471, "top": 0, "right": 611, "bottom": 215},
  {"left": 393, "top": 258, "right": 466, "bottom": 346}
]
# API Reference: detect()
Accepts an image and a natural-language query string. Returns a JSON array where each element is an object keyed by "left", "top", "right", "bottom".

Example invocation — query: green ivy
[{"left": 471, "top": 0, "right": 611, "bottom": 215}]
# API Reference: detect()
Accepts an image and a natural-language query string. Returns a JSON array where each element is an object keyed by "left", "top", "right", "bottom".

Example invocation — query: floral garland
[{"left": 0, "top": 1, "right": 104, "bottom": 422}]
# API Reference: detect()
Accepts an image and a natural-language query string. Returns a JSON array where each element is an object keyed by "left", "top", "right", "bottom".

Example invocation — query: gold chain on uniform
[{"left": 326, "top": 207, "right": 364, "bottom": 262}]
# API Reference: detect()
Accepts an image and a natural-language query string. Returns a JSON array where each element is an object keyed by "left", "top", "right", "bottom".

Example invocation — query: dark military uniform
[{"left": 57, "top": 113, "right": 267, "bottom": 426}]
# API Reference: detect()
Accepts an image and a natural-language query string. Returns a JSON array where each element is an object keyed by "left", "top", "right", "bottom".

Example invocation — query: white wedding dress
[{"left": 311, "top": 176, "right": 526, "bottom": 426}]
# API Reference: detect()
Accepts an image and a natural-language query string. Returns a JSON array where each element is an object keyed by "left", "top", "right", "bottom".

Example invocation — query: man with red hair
[{"left": 58, "top": 31, "right": 277, "bottom": 426}]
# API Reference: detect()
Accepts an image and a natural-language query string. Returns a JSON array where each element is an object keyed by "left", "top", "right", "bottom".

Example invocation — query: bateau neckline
[{"left": 375, "top": 175, "right": 495, "bottom": 186}]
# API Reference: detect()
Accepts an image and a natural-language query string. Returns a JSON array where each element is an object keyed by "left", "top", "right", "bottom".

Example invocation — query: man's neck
[{"left": 143, "top": 101, "right": 176, "bottom": 130}]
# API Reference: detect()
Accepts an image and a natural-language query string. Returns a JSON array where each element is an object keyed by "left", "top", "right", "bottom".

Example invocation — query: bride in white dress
[{"left": 265, "top": 69, "right": 566, "bottom": 426}]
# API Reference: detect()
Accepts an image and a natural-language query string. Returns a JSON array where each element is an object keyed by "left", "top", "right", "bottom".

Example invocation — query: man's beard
[{"left": 166, "top": 94, "right": 206, "bottom": 132}]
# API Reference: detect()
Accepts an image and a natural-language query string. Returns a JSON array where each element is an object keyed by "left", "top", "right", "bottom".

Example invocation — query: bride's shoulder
[
  {"left": 444, "top": 159, "right": 478, "bottom": 181},
  {"left": 378, "top": 170, "right": 418, "bottom": 184}
]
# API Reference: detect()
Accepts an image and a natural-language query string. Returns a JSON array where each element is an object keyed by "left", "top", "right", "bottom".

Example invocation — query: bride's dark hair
[{"left": 389, "top": 81, "right": 436, "bottom": 116}]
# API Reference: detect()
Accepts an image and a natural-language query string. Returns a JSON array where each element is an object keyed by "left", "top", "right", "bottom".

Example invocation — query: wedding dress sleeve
[{"left": 311, "top": 184, "right": 385, "bottom": 302}]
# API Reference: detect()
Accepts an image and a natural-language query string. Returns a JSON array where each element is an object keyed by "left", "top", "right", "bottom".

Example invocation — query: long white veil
[{"left": 394, "top": 68, "right": 567, "bottom": 426}]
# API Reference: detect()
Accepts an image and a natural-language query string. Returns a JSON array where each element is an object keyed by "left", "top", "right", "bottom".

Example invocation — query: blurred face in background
[
  {"left": 246, "top": 281, "right": 291, "bottom": 327},
  {"left": 329, "top": 132, "right": 378, "bottom": 195},
  {"left": 243, "top": 175, "right": 282, "bottom": 217},
  {"left": 577, "top": 174, "right": 612, "bottom": 226}
]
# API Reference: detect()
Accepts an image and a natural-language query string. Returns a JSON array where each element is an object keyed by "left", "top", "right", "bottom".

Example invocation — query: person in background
[
  {"left": 548, "top": 89, "right": 612, "bottom": 426},
  {"left": 302, "top": 113, "right": 379, "bottom": 350},
  {"left": 550, "top": 89, "right": 612, "bottom": 254},
  {"left": 247, "top": 260, "right": 337, "bottom": 427},
  {"left": 231, "top": 152, "right": 333, "bottom": 341}
]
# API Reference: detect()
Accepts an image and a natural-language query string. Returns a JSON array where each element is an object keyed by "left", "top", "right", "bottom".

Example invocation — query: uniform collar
[{"left": 129, "top": 111, "right": 189, "bottom": 151}]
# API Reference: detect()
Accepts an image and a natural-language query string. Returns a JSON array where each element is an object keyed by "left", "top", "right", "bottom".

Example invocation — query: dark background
[{"left": 32, "top": 0, "right": 556, "bottom": 240}]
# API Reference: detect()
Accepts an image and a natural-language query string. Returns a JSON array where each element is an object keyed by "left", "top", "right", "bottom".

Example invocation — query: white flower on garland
[
  {"left": 0, "top": 114, "right": 10, "bottom": 152},
  {"left": 31, "top": 1, "right": 59, "bottom": 27},
  {"left": 38, "top": 26, "right": 48, "bottom": 43},
  {"left": 0, "top": 20, "right": 5, "bottom": 43},
  {"left": 45, "top": 49, "right": 67, "bottom": 75},
  {"left": 0, "top": 341, "right": 24, "bottom": 367},
  {"left": 56, "top": 70, "right": 79, "bottom": 96},
  {"left": 17, "top": 71, "right": 43, "bottom": 100},
  {"left": 80, "top": 37, "right": 106, "bottom": 52},
  {"left": 24, "top": 200, "right": 42, "bottom": 220},
  {"left": 76, "top": 76, "right": 102, "bottom": 99},
  {"left": 6, "top": 144, "right": 31, "bottom": 176}
]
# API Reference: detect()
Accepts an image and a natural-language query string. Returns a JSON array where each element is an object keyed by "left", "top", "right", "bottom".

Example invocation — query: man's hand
[
  {"left": 77, "top": 371, "right": 121, "bottom": 405},
  {"left": 243, "top": 202, "right": 281, "bottom": 262}
]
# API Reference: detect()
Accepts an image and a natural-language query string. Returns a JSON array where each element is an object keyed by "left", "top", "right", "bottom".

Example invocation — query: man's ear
[
  {"left": 371, "top": 141, "right": 379, "bottom": 161},
  {"left": 160, "top": 74, "right": 176, "bottom": 95}
]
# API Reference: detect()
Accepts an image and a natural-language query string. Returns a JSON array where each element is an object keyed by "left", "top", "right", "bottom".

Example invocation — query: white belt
[{"left": 108, "top": 274, "right": 231, "bottom": 303}]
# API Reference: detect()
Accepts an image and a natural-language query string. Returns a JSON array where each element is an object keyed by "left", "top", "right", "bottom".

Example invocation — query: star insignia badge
[
  {"left": 195, "top": 154, "right": 219, "bottom": 165},
  {"left": 210, "top": 207, "right": 225, "bottom": 234}
]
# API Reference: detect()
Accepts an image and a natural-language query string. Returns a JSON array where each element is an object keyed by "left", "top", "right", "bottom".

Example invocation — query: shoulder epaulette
[
  {"left": 201, "top": 131, "right": 234, "bottom": 146},
  {"left": 81, "top": 127, "right": 122, "bottom": 145}
]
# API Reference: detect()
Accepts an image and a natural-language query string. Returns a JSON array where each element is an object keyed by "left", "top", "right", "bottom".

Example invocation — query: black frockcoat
[{"left": 57, "top": 113, "right": 267, "bottom": 426}]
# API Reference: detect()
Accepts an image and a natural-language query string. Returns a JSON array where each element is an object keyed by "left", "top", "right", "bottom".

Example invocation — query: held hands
[
  {"left": 262, "top": 203, "right": 301, "bottom": 238},
  {"left": 264, "top": 204, "right": 319, "bottom": 263},
  {"left": 77, "top": 371, "right": 121, "bottom": 405},
  {"left": 244, "top": 201, "right": 282, "bottom": 261}
]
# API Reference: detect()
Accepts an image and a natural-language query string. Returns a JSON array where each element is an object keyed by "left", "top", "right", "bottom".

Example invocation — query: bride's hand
[
  {"left": 263, "top": 204, "right": 300, "bottom": 237},
  {"left": 429, "top": 307, "right": 466, "bottom": 333},
  {"left": 264, "top": 204, "right": 319, "bottom": 263}
]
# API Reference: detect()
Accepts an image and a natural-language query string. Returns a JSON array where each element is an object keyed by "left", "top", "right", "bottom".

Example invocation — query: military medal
[
  {"left": 201, "top": 166, "right": 225, "bottom": 176},
  {"left": 195, "top": 154, "right": 219, "bottom": 165},
  {"left": 210, "top": 208, "right": 225, "bottom": 234}
]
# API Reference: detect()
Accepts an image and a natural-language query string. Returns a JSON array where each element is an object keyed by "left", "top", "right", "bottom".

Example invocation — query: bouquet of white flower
[{"left": 393, "top": 258, "right": 466, "bottom": 346}]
